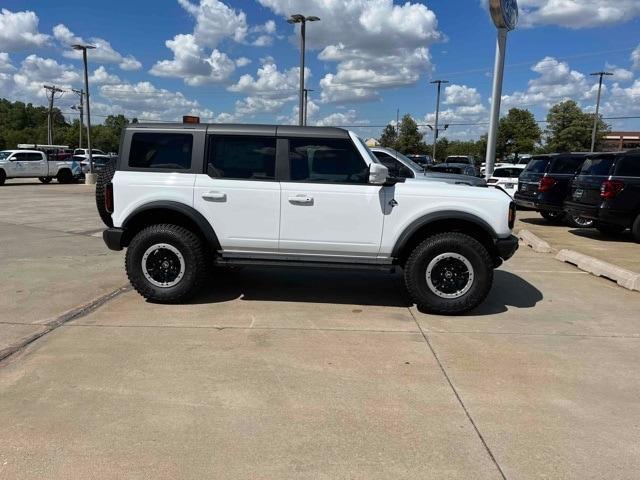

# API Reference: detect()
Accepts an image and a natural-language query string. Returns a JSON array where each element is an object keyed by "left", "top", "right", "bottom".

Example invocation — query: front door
[
  {"left": 193, "top": 134, "right": 281, "bottom": 253},
  {"left": 279, "top": 137, "right": 384, "bottom": 257}
]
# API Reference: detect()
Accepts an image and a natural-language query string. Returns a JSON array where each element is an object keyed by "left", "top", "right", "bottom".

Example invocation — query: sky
[{"left": 1, "top": 0, "right": 639, "bottom": 141}]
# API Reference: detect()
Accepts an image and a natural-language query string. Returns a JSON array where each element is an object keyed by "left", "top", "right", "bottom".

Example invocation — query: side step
[{"left": 214, "top": 257, "right": 396, "bottom": 273}]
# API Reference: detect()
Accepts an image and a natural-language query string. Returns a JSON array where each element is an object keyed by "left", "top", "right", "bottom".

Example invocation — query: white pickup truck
[{"left": 0, "top": 149, "right": 81, "bottom": 185}]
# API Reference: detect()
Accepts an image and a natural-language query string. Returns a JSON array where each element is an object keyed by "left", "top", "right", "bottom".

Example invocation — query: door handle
[
  {"left": 288, "top": 194, "right": 313, "bottom": 205},
  {"left": 202, "top": 191, "right": 227, "bottom": 202}
]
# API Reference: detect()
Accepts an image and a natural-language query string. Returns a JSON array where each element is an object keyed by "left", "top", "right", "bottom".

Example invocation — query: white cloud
[
  {"left": 0, "top": 52, "right": 15, "bottom": 73},
  {"left": 605, "top": 63, "right": 634, "bottom": 83},
  {"left": 315, "top": 109, "right": 361, "bottom": 127},
  {"left": 444, "top": 84, "right": 482, "bottom": 107},
  {"left": 177, "top": 0, "right": 247, "bottom": 47},
  {"left": 235, "top": 57, "right": 251, "bottom": 67},
  {"left": 632, "top": 44, "right": 640, "bottom": 70},
  {"left": 228, "top": 58, "right": 302, "bottom": 100},
  {"left": 0, "top": 9, "right": 50, "bottom": 52},
  {"left": 258, "top": 0, "right": 441, "bottom": 103},
  {"left": 517, "top": 0, "right": 640, "bottom": 28},
  {"left": 89, "top": 66, "right": 121, "bottom": 85},
  {"left": 150, "top": 33, "right": 236, "bottom": 85},
  {"left": 53, "top": 24, "right": 142, "bottom": 71},
  {"left": 234, "top": 96, "right": 287, "bottom": 116}
]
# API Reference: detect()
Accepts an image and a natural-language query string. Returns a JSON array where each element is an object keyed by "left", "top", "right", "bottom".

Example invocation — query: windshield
[
  {"left": 445, "top": 156, "right": 471, "bottom": 165},
  {"left": 579, "top": 155, "right": 616, "bottom": 176},
  {"left": 0, "top": 151, "right": 11, "bottom": 160},
  {"left": 381, "top": 148, "right": 424, "bottom": 172},
  {"left": 525, "top": 157, "right": 550, "bottom": 174}
]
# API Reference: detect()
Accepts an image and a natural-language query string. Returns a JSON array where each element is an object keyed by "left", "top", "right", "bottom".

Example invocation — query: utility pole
[
  {"left": 288, "top": 14, "right": 320, "bottom": 126},
  {"left": 71, "top": 88, "right": 84, "bottom": 149},
  {"left": 430, "top": 80, "right": 448, "bottom": 161},
  {"left": 72, "top": 43, "right": 96, "bottom": 184},
  {"left": 43, "top": 85, "right": 65, "bottom": 145},
  {"left": 590, "top": 71, "right": 613, "bottom": 152},
  {"left": 396, "top": 108, "right": 400, "bottom": 137},
  {"left": 303, "top": 88, "right": 313, "bottom": 126}
]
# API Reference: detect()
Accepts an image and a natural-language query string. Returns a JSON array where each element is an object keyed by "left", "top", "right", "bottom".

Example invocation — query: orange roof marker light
[{"left": 183, "top": 115, "right": 200, "bottom": 124}]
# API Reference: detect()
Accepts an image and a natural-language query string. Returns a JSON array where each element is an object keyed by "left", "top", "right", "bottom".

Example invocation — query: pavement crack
[
  {"left": 0, "top": 285, "right": 131, "bottom": 364},
  {"left": 408, "top": 308, "right": 508, "bottom": 480}
]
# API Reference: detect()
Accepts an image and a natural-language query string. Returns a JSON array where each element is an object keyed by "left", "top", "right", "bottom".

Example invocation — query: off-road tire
[
  {"left": 0, "top": 170, "right": 5, "bottom": 186},
  {"left": 566, "top": 214, "right": 594, "bottom": 229},
  {"left": 57, "top": 169, "right": 73, "bottom": 184},
  {"left": 595, "top": 222, "right": 626, "bottom": 236},
  {"left": 38, "top": 176, "right": 52, "bottom": 184},
  {"left": 404, "top": 232, "right": 493, "bottom": 315},
  {"left": 95, "top": 158, "right": 117, "bottom": 227},
  {"left": 540, "top": 210, "right": 566, "bottom": 224},
  {"left": 631, "top": 214, "right": 640, "bottom": 243},
  {"left": 125, "top": 224, "right": 207, "bottom": 303}
]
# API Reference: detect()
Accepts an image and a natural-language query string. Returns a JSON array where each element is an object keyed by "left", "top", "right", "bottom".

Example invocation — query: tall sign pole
[{"left": 485, "top": 0, "right": 518, "bottom": 179}]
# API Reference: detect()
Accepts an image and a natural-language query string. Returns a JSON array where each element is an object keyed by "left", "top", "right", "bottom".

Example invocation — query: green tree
[
  {"left": 545, "top": 100, "right": 608, "bottom": 152},
  {"left": 379, "top": 123, "right": 398, "bottom": 149},
  {"left": 497, "top": 108, "right": 541, "bottom": 159},
  {"left": 395, "top": 114, "right": 426, "bottom": 154}
]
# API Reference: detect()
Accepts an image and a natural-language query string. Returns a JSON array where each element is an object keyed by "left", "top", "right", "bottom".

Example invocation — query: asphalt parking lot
[{"left": 1, "top": 179, "right": 640, "bottom": 479}]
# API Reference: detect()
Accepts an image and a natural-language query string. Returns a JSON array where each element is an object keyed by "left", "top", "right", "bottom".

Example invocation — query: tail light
[
  {"left": 600, "top": 180, "right": 624, "bottom": 200},
  {"left": 538, "top": 176, "right": 557, "bottom": 192},
  {"left": 105, "top": 183, "right": 114, "bottom": 213},
  {"left": 508, "top": 202, "right": 516, "bottom": 229}
]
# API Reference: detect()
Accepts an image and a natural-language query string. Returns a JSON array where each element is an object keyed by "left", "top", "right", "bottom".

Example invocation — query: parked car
[
  {"left": 564, "top": 150, "right": 640, "bottom": 240},
  {"left": 429, "top": 163, "right": 479, "bottom": 177},
  {"left": 481, "top": 154, "right": 531, "bottom": 176},
  {"left": 445, "top": 155, "right": 480, "bottom": 175},
  {"left": 406, "top": 154, "right": 433, "bottom": 166},
  {"left": 100, "top": 122, "right": 517, "bottom": 314},
  {"left": 75, "top": 154, "right": 114, "bottom": 175},
  {"left": 370, "top": 147, "right": 486, "bottom": 186},
  {"left": 514, "top": 153, "right": 592, "bottom": 227},
  {"left": 0, "top": 149, "right": 80, "bottom": 185},
  {"left": 74, "top": 148, "right": 106, "bottom": 156},
  {"left": 487, "top": 165, "right": 526, "bottom": 198}
]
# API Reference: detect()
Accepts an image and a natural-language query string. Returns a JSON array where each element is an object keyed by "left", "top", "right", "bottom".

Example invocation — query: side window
[
  {"left": 207, "top": 135, "right": 276, "bottom": 180},
  {"left": 289, "top": 138, "right": 368, "bottom": 183},
  {"left": 616, "top": 155, "right": 640, "bottom": 177},
  {"left": 128, "top": 133, "right": 193, "bottom": 170},
  {"left": 26, "top": 153, "right": 44, "bottom": 161},
  {"left": 13, "top": 153, "right": 27, "bottom": 161},
  {"left": 550, "top": 156, "right": 585, "bottom": 174}
]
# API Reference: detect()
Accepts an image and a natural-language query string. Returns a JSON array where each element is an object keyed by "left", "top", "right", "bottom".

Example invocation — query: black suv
[
  {"left": 514, "top": 153, "right": 590, "bottom": 227},
  {"left": 564, "top": 150, "right": 640, "bottom": 241}
]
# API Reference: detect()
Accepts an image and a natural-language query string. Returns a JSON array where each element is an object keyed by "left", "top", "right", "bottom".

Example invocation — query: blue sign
[{"left": 490, "top": 0, "right": 518, "bottom": 30}]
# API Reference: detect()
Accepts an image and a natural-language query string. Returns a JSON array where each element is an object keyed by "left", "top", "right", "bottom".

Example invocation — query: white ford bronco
[{"left": 99, "top": 123, "right": 518, "bottom": 314}]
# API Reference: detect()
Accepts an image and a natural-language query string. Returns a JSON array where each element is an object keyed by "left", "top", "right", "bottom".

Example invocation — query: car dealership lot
[{"left": 1, "top": 180, "right": 640, "bottom": 479}]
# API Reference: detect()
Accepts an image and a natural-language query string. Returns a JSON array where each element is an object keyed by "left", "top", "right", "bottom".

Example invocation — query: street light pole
[
  {"left": 288, "top": 14, "right": 320, "bottom": 127},
  {"left": 303, "top": 88, "right": 314, "bottom": 126},
  {"left": 72, "top": 88, "right": 84, "bottom": 149},
  {"left": 72, "top": 44, "right": 96, "bottom": 184},
  {"left": 590, "top": 71, "right": 613, "bottom": 153},
  {"left": 430, "top": 80, "right": 448, "bottom": 161}
]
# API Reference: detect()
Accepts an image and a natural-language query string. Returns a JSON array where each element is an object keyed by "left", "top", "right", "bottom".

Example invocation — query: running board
[{"left": 214, "top": 257, "right": 396, "bottom": 273}]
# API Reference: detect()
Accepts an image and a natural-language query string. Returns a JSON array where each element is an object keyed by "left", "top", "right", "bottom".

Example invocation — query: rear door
[
  {"left": 279, "top": 135, "right": 384, "bottom": 257},
  {"left": 193, "top": 130, "right": 281, "bottom": 253},
  {"left": 26, "top": 151, "right": 47, "bottom": 176}
]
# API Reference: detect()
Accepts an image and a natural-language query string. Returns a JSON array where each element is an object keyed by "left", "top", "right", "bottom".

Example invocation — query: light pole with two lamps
[{"left": 287, "top": 14, "right": 320, "bottom": 127}]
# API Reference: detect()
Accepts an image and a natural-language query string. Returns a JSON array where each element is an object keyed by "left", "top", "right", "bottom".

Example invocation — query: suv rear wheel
[
  {"left": 404, "top": 232, "right": 493, "bottom": 315},
  {"left": 96, "top": 158, "right": 117, "bottom": 227},
  {"left": 125, "top": 224, "right": 208, "bottom": 303},
  {"left": 566, "top": 214, "right": 594, "bottom": 228},
  {"left": 631, "top": 215, "right": 640, "bottom": 243}
]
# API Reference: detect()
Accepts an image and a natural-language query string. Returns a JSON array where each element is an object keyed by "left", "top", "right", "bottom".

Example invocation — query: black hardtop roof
[{"left": 125, "top": 123, "right": 351, "bottom": 139}]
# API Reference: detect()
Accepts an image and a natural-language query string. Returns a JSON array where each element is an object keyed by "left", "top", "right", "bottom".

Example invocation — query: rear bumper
[
  {"left": 564, "top": 202, "right": 634, "bottom": 227},
  {"left": 495, "top": 235, "right": 519, "bottom": 261},
  {"left": 533, "top": 199, "right": 563, "bottom": 213},
  {"left": 103, "top": 228, "right": 124, "bottom": 251},
  {"left": 514, "top": 192, "right": 536, "bottom": 209},
  {"left": 563, "top": 200, "right": 599, "bottom": 220}
]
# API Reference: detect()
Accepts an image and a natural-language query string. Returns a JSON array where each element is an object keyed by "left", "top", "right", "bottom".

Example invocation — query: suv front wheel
[
  {"left": 125, "top": 224, "right": 207, "bottom": 303},
  {"left": 404, "top": 233, "right": 493, "bottom": 315}
]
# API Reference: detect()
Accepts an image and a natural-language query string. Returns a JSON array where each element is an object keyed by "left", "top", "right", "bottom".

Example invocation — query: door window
[
  {"left": 207, "top": 136, "right": 276, "bottom": 180},
  {"left": 288, "top": 138, "right": 368, "bottom": 183},
  {"left": 615, "top": 155, "right": 640, "bottom": 177}
]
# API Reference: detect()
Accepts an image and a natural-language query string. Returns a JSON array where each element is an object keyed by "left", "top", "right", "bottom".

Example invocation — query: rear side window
[
  {"left": 128, "top": 133, "right": 192, "bottom": 170},
  {"left": 615, "top": 154, "right": 640, "bottom": 177},
  {"left": 289, "top": 138, "right": 368, "bottom": 183},
  {"left": 493, "top": 168, "right": 522, "bottom": 178},
  {"left": 446, "top": 156, "right": 471, "bottom": 164},
  {"left": 525, "top": 158, "right": 550, "bottom": 174},
  {"left": 208, "top": 135, "right": 276, "bottom": 180},
  {"left": 580, "top": 156, "right": 615, "bottom": 176},
  {"left": 549, "top": 155, "right": 586, "bottom": 174}
]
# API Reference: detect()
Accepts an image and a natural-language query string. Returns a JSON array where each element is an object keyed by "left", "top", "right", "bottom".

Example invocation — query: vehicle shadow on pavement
[
  {"left": 519, "top": 217, "right": 563, "bottom": 227},
  {"left": 186, "top": 267, "right": 412, "bottom": 307},
  {"left": 569, "top": 229, "right": 633, "bottom": 243},
  {"left": 463, "top": 270, "right": 543, "bottom": 316}
]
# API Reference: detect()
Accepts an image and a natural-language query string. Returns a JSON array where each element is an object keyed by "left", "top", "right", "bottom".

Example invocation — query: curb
[
  {"left": 517, "top": 229, "right": 554, "bottom": 253},
  {"left": 555, "top": 249, "right": 640, "bottom": 292}
]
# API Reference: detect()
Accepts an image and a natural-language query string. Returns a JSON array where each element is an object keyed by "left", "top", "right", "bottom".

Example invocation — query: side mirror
[{"left": 369, "top": 163, "right": 389, "bottom": 185}]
